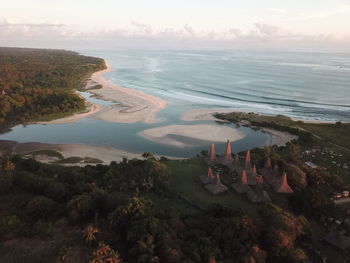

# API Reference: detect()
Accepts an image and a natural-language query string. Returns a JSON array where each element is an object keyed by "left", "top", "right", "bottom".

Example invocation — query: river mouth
[
  {"left": 3, "top": 49, "right": 348, "bottom": 158},
  {"left": 0, "top": 98, "right": 270, "bottom": 158}
]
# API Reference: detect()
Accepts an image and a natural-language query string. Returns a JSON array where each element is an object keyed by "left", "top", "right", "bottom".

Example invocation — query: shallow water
[{"left": 0, "top": 99, "right": 269, "bottom": 158}]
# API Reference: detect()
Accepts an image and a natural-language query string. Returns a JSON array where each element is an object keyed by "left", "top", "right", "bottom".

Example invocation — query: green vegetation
[
  {"left": 0, "top": 47, "right": 349, "bottom": 262},
  {"left": 25, "top": 150, "right": 64, "bottom": 159},
  {"left": 214, "top": 112, "right": 350, "bottom": 150},
  {"left": 168, "top": 158, "right": 257, "bottom": 215},
  {"left": 0, "top": 47, "right": 105, "bottom": 127},
  {"left": 54, "top": 156, "right": 104, "bottom": 164},
  {"left": 0, "top": 153, "right": 314, "bottom": 263}
]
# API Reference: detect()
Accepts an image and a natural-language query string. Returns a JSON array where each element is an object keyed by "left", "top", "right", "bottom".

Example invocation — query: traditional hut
[
  {"left": 200, "top": 167, "right": 215, "bottom": 185},
  {"left": 232, "top": 170, "right": 251, "bottom": 194},
  {"left": 273, "top": 172, "right": 294, "bottom": 194},
  {"left": 205, "top": 173, "right": 228, "bottom": 195},
  {"left": 247, "top": 181, "right": 271, "bottom": 204},
  {"left": 220, "top": 140, "right": 234, "bottom": 165},
  {"left": 247, "top": 165, "right": 258, "bottom": 186},
  {"left": 208, "top": 144, "right": 218, "bottom": 164},
  {"left": 245, "top": 150, "right": 251, "bottom": 169}
]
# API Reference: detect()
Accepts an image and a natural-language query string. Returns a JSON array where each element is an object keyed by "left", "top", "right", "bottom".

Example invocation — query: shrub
[{"left": 26, "top": 196, "right": 56, "bottom": 219}]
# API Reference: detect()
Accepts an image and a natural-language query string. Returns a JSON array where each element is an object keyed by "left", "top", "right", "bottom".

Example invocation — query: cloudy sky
[{"left": 1, "top": 0, "right": 350, "bottom": 50}]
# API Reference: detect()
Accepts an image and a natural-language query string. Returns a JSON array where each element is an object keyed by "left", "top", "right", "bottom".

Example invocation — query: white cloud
[
  {"left": 267, "top": 8, "right": 286, "bottom": 13},
  {"left": 0, "top": 18, "right": 350, "bottom": 50},
  {"left": 301, "top": 5, "right": 350, "bottom": 19}
]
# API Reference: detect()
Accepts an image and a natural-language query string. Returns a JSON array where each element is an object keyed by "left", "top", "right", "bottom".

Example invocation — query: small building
[
  {"left": 200, "top": 167, "right": 214, "bottom": 185},
  {"left": 205, "top": 173, "right": 228, "bottom": 195},
  {"left": 247, "top": 166, "right": 258, "bottom": 186},
  {"left": 305, "top": 161, "right": 318, "bottom": 169},
  {"left": 323, "top": 231, "right": 350, "bottom": 250},
  {"left": 207, "top": 144, "right": 218, "bottom": 164},
  {"left": 247, "top": 181, "right": 271, "bottom": 204},
  {"left": 232, "top": 170, "right": 251, "bottom": 194},
  {"left": 273, "top": 172, "right": 294, "bottom": 194},
  {"left": 245, "top": 150, "right": 251, "bottom": 169},
  {"left": 220, "top": 140, "right": 234, "bottom": 166}
]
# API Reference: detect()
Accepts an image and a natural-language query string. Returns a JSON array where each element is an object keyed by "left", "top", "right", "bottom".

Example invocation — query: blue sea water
[
  {"left": 0, "top": 50, "right": 349, "bottom": 157},
  {"left": 92, "top": 49, "right": 350, "bottom": 122}
]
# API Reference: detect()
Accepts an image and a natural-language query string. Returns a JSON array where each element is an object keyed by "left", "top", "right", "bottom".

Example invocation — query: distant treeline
[{"left": 0, "top": 47, "right": 105, "bottom": 126}]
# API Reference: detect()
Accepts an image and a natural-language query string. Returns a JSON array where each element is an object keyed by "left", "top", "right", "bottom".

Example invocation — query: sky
[{"left": 1, "top": 0, "right": 350, "bottom": 50}]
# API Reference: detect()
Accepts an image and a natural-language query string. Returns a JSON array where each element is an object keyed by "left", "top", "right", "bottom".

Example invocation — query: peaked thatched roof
[
  {"left": 273, "top": 172, "right": 294, "bottom": 194},
  {"left": 205, "top": 173, "right": 228, "bottom": 195},
  {"left": 200, "top": 167, "right": 214, "bottom": 185},
  {"left": 232, "top": 170, "right": 251, "bottom": 194}
]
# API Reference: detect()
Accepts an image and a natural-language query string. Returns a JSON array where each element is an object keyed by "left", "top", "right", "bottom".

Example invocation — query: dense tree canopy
[{"left": 0, "top": 47, "right": 105, "bottom": 125}]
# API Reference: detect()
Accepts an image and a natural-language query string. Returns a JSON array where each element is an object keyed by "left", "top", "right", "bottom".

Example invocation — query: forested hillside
[{"left": 0, "top": 47, "right": 105, "bottom": 126}]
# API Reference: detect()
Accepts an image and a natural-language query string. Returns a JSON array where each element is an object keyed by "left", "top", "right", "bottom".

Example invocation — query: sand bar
[
  {"left": 181, "top": 108, "right": 239, "bottom": 122},
  {"left": 139, "top": 124, "right": 246, "bottom": 148},
  {"left": 0, "top": 140, "right": 181, "bottom": 165},
  {"left": 181, "top": 108, "right": 298, "bottom": 147},
  {"left": 89, "top": 60, "right": 167, "bottom": 123}
]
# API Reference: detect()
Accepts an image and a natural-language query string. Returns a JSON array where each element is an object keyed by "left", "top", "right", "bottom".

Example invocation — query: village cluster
[
  {"left": 302, "top": 147, "right": 349, "bottom": 170},
  {"left": 200, "top": 140, "right": 294, "bottom": 204}
]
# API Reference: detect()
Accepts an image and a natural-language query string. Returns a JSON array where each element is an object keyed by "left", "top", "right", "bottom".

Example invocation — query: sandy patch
[
  {"left": 181, "top": 108, "right": 241, "bottom": 122},
  {"left": 139, "top": 124, "right": 246, "bottom": 148},
  {"left": 89, "top": 60, "right": 167, "bottom": 123},
  {"left": 181, "top": 108, "right": 299, "bottom": 147},
  {"left": 260, "top": 128, "right": 298, "bottom": 147},
  {"left": 33, "top": 59, "right": 167, "bottom": 125},
  {"left": 33, "top": 102, "right": 102, "bottom": 125},
  {"left": 0, "top": 140, "right": 181, "bottom": 165}
]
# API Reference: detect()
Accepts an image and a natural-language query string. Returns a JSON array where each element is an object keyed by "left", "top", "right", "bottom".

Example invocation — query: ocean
[{"left": 90, "top": 49, "right": 350, "bottom": 122}]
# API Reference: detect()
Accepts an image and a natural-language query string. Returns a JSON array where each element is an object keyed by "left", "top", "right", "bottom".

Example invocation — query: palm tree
[{"left": 83, "top": 225, "right": 98, "bottom": 246}]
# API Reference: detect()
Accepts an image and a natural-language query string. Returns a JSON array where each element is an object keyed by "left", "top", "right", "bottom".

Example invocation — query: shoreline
[
  {"left": 87, "top": 59, "right": 167, "bottom": 124},
  {"left": 138, "top": 124, "right": 246, "bottom": 148},
  {"left": 181, "top": 107, "right": 340, "bottom": 124},
  {"left": 33, "top": 58, "right": 167, "bottom": 125},
  {"left": 0, "top": 140, "right": 182, "bottom": 166}
]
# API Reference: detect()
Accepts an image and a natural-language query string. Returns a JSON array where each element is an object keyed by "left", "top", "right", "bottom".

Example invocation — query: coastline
[
  {"left": 34, "top": 58, "right": 167, "bottom": 125},
  {"left": 181, "top": 108, "right": 299, "bottom": 147},
  {"left": 87, "top": 59, "right": 167, "bottom": 124},
  {"left": 0, "top": 140, "right": 182, "bottom": 166}
]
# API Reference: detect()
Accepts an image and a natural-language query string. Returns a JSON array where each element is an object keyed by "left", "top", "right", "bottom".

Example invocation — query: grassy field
[
  {"left": 167, "top": 158, "right": 258, "bottom": 215},
  {"left": 302, "top": 122, "right": 350, "bottom": 150},
  {"left": 215, "top": 112, "right": 350, "bottom": 150}
]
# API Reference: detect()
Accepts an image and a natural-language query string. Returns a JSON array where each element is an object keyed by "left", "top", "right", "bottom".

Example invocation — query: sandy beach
[
  {"left": 35, "top": 59, "right": 167, "bottom": 125},
  {"left": 181, "top": 108, "right": 240, "bottom": 122},
  {"left": 139, "top": 124, "right": 246, "bottom": 148},
  {"left": 0, "top": 140, "right": 180, "bottom": 165},
  {"left": 88, "top": 60, "right": 167, "bottom": 123}
]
